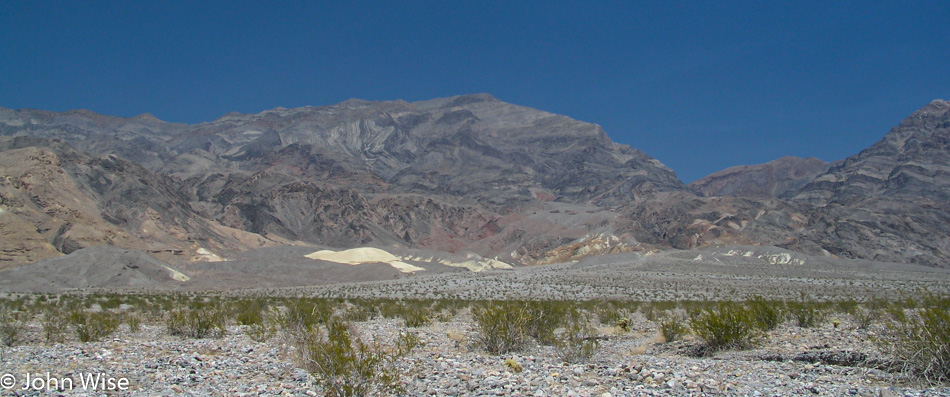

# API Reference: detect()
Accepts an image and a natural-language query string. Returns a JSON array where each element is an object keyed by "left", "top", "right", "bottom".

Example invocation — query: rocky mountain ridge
[{"left": 1, "top": 96, "right": 948, "bottom": 286}]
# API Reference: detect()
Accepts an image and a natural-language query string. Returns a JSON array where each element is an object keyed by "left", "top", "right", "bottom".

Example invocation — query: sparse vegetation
[
  {"left": 690, "top": 302, "right": 761, "bottom": 353},
  {"left": 288, "top": 317, "right": 405, "bottom": 397},
  {"left": 0, "top": 305, "right": 24, "bottom": 347},
  {"left": 879, "top": 295, "right": 950, "bottom": 386},
  {"left": 472, "top": 301, "right": 529, "bottom": 354},
  {"left": 787, "top": 297, "right": 826, "bottom": 329},
  {"left": 746, "top": 295, "right": 783, "bottom": 331},
  {"left": 42, "top": 305, "right": 69, "bottom": 344},
  {"left": 166, "top": 305, "right": 227, "bottom": 339},
  {"left": 70, "top": 310, "right": 119, "bottom": 342},
  {"left": 554, "top": 312, "right": 599, "bottom": 363},
  {"left": 659, "top": 313, "right": 688, "bottom": 343}
]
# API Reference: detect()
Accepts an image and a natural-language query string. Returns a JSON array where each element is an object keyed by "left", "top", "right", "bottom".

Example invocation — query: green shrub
[
  {"left": 0, "top": 306, "right": 24, "bottom": 347},
  {"left": 233, "top": 299, "right": 267, "bottom": 326},
  {"left": 282, "top": 299, "right": 331, "bottom": 332},
  {"left": 289, "top": 317, "right": 404, "bottom": 397},
  {"left": 879, "top": 297, "right": 950, "bottom": 385},
  {"left": 247, "top": 306, "right": 280, "bottom": 343},
  {"left": 42, "top": 305, "right": 69, "bottom": 344},
  {"left": 787, "top": 300, "right": 825, "bottom": 329},
  {"left": 395, "top": 330, "right": 422, "bottom": 356},
  {"left": 397, "top": 303, "right": 431, "bottom": 328},
  {"left": 554, "top": 313, "right": 599, "bottom": 363},
  {"left": 472, "top": 301, "right": 529, "bottom": 354},
  {"left": 659, "top": 314, "right": 688, "bottom": 343},
  {"left": 125, "top": 312, "right": 141, "bottom": 333},
  {"left": 852, "top": 306, "right": 880, "bottom": 330},
  {"left": 747, "top": 295, "right": 783, "bottom": 331},
  {"left": 341, "top": 301, "right": 376, "bottom": 322},
  {"left": 523, "top": 301, "right": 571, "bottom": 345},
  {"left": 166, "top": 306, "right": 226, "bottom": 339},
  {"left": 689, "top": 302, "right": 761, "bottom": 353},
  {"left": 596, "top": 302, "right": 622, "bottom": 326},
  {"left": 70, "top": 310, "right": 119, "bottom": 342}
]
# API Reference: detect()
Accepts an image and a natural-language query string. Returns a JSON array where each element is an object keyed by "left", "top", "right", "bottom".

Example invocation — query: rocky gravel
[{"left": 2, "top": 313, "right": 949, "bottom": 396}]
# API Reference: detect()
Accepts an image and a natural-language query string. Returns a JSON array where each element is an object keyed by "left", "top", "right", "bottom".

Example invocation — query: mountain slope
[
  {"left": 0, "top": 136, "right": 281, "bottom": 269},
  {"left": 689, "top": 156, "right": 827, "bottom": 199},
  {"left": 793, "top": 99, "right": 950, "bottom": 204}
]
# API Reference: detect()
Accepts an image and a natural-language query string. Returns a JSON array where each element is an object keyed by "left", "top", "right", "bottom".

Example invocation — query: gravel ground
[{"left": 2, "top": 313, "right": 949, "bottom": 396}]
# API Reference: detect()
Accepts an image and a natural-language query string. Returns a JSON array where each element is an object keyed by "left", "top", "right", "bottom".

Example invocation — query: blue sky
[{"left": 2, "top": 1, "right": 948, "bottom": 182}]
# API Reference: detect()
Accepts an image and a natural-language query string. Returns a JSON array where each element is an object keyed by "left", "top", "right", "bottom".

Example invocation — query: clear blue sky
[{"left": 2, "top": 1, "right": 948, "bottom": 182}]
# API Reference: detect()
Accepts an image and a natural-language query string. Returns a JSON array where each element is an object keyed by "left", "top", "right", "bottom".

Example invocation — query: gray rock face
[
  {"left": 793, "top": 99, "right": 950, "bottom": 204},
  {"left": 690, "top": 156, "right": 827, "bottom": 199},
  {"left": 678, "top": 100, "right": 950, "bottom": 266}
]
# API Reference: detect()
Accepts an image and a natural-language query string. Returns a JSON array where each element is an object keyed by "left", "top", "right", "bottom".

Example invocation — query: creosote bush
[
  {"left": 0, "top": 306, "right": 24, "bottom": 347},
  {"left": 166, "top": 305, "right": 227, "bottom": 339},
  {"left": 42, "top": 305, "right": 69, "bottom": 344},
  {"left": 522, "top": 301, "right": 571, "bottom": 345},
  {"left": 689, "top": 302, "right": 761, "bottom": 353},
  {"left": 879, "top": 295, "right": 950, "bottom": 386},
  {"left": 70, "top": 310, "right": 119, "bottom": 342},
  {"left": 746, "top": 295, "right": 783, "bottom": 331},
  {"left": 472, "top": 301, "right": 529, "bottom": 354},
  {"left": 659, "top": 314, "right": 688, "bottom": 343},
  {"left": 289, "top": 317, "right": 405, "bottom": 397},
  {"left": 787, "top": 299, "right": 826, "bottom": 329},
  {"left": 554, "top": 312, "right": 599, "bottom": 363}
]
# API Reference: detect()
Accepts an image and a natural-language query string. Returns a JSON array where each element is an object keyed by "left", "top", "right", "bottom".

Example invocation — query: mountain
[
  {"left": 679, "top": 100, "right": 950, "bottom": 265},
  {"left": 0, "top": 136, "right": 282, "bottom": 269},
  {"left": 1, "top": 96, "right": 949, "bottom": 278},
  {"left": 792, "top": 99, "right": 950, "bottom": 204},
  {"left": 689, "top": 156, "right": 827, "bottom": 199}
]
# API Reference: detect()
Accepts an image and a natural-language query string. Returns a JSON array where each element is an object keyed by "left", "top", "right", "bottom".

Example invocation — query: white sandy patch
[
  {"left": 404, "top": 254, "right": 513, "bottom": 272},
  {"left": 306, "top": 247, "right": 424, "bottom": 273},
  {"left": 194, "top": 248, "right": 225, "bottom": 262},
  {"left": 0, "top": 207, "right": 6, "bottom": 215},
  {"left": 163, "top": 265, "right": 191, "bottom": 282}
]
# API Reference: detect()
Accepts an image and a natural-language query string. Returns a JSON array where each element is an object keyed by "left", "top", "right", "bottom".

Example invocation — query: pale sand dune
[{"left": 306, "top": 247, "right": 424, "bottom": 273}]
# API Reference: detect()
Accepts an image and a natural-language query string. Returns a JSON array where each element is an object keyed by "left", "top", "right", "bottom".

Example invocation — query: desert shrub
[
  {"left": 282, "top": 299, "right": 332, "bottom": 332},
  {"left": 690, "top": 302, "right": 761, "bottom": 353},
  {"left": 233, "top": 299, "right": 267, "bottom": 326},
  {"left": 746, "top": 295, "right": 784, "bottom": 331},
  {"left": 659, "top": 314, "right": 688, "bottom": 343},
  {"left": 0, "top": 306, "right": 25, "bottom": 347},
  {"left": 125, "top": 312, "right": 142, "bottom": 333},
  {"left": 70, "top": 310, "right": 119, "bottom": 342},
  {"left": 641, "top": 303, "right": 659, "bottom": 322},
  {"left": 166, "top": 305, "right": 226, "bottom": 339},
  {"left": 595, "top": 301, "right": 623, "bottom": 326},
  {"left": 852, "top": 306, "right": 880, "bottom": 330},
  {"left": 522, "top": 300, "right": 571, "bottom": 345},
  {"left": 879, "top": 296, "right": 950, "bottom": 385},
  {"left": 836, "top": 299, "right": 860, "bottom": 316},
  {"left": 395, "top": 330, "right": 422, "bottom": 356},
  {"left": 247, "top": 306, "right": 281, "bottom": 343},
  {"left": 289, "top": 317, "right": 404, "bottom": 397},
  {"left": 472, "top": 301, "right": 529, "bottom": 354},
  {"left": 787, "top": 300, "right": 825, "bottom": 329},
  {"left": 616, "top": 317, "right": 631, "bottom": 332},
  {"left": 554, "top": 313, "right": 599, "bottom": 363},
  {"left": 42, "top": 305, "right": 69, "bottom": 344},
  {"left": 341, "top": 301, "right": 377, "bottom": 322},
  {"left": 397, "top": 302, "right": 431, "bottom": 328}
]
